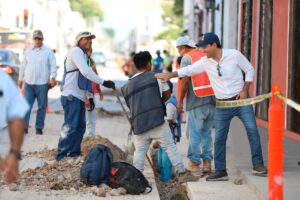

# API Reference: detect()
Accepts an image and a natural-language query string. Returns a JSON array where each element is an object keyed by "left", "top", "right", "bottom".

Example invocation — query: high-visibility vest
[{"left": 185, "top": 49, "right": 214, "bottom": 97}]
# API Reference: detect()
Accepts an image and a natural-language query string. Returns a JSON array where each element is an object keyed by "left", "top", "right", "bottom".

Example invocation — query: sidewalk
[
  {"left": 227, "top": 118, "right": 300, "bottom": 200},
  {"left": 179, "top": 117, "right": 300, "bottom": 200}
]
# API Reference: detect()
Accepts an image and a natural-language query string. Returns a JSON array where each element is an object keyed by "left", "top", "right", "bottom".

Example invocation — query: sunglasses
[
  {"left": 81, "top": 32, "right": 92, "bottom": 36},
  {"left": 217, "top": 64, "right": 222, "bottom": 77},
  {"left": 33, "top": 38, "right": 43, "bottom": 40}
]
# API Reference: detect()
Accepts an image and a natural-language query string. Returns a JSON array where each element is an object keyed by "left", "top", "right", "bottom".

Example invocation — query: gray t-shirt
[{"left": 180, "top": 55, "right": 215, "bottom": 111}]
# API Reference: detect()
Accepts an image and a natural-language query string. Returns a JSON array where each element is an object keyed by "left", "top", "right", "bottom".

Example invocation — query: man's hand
[
  {"left": 0, "top": 154, "right": 19, "bottom": 184},
  {"left": 103, "top": 80, "right": 116, "bottom": 90},
  {"left": 177, "top": 102, "right": 184, "bottom": 113},
  {"left": 88, "top": 98, "right": 95, "bottom": 111},
  {"left": 17, "top": 80, "right": 23, "bottom": 89},
  {"left": 99, "top": 92, "right": 104, "bottom": 101},
  {"left": 238, "top": 91, "right": 248, "bottom": 99},
  {"left": 48, "top": 78, "right": 56, "bottom": 88}
]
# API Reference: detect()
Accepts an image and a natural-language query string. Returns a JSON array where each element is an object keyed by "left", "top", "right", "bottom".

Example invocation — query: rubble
[{"left": 0, "top": 135, "right": 128, "bottom": 197}]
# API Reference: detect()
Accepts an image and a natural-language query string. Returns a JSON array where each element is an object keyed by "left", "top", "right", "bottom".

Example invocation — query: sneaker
[
  {"left": 203, "top": 160, "right": 212, "bottom": 173},
  {"left": 206, "top": 170, "right": 229, "bottom": 181},
  {"left": 24, "top": 128, "right": 28, "bottom": 134},
  {"left": 36, "top": 128, "right": 43, "bottom": 135},
  {"left": 252, "top": 164, "right": 268, "bottom": 177},
  {"left": 177, "top": 170, "right": 200, "bottom": 183}
]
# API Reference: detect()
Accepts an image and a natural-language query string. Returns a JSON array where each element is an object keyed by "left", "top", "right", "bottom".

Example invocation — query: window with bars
[
  {"left": 241, "top": 0, "right": 252, "bottom": 60},
  {"left": 255, "top": 0, "right": 273, "bottom": 121},
  {"left": 288, "top": 0, "right": 300, "bottom": 134}
]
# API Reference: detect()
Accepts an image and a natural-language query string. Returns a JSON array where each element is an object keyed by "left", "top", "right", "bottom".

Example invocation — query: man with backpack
[
  {"left": 56, "top": 31, "right": 115, "bottom": 161},
  {"left": 121, "top": 51, "right": 199, "bottom": 183}
]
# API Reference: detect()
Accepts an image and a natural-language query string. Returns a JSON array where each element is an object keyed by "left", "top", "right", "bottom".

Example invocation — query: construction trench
[{"left": 0, "top": 110, "right": 189, "bottom": 200}]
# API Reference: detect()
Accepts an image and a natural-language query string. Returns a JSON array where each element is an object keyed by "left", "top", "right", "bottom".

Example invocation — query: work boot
[
  {"left": 187, "top": 160, "right": 202, "bottom": 176},
  {"left": 36, "top": 128, "right": 43, "bottom": 135},
  {"left": 252, "top": 164, "right": 268, "bottom": 177},
  {"left": 177, "top": 170, "right": 200, "bottom": 183},
  {"left": 206, "top": 170, "right": 229, "bottom": 181},
  {"left": 202, "top": 160, "right": 212, "bottom": 173}
]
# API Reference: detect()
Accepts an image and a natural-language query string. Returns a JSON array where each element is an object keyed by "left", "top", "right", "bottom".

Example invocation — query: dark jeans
[
  {"left": 24, "top": 83, "right": 48, "bottom": 129},
  {"left": 214, "top": 105, "right": 264, "bottom": 171},
  {"left": 56, "top": 95, "right": 86, "bottom": 161}
]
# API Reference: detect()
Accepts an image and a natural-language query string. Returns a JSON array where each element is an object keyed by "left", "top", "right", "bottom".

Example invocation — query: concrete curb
[{"left": 227, "top": 158, "right": 266, "bottom": 200}]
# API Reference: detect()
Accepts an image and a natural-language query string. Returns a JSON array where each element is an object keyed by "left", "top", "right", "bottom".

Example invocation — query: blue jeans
[
  {"left": 214, "top": 105, "right": 264, "bottom": 171},
  {"left": 56, "top": 96, "right": 86, "bottom": 161},
  {"left": 24, "top": 83, "right": 48, "bottom": 129},
  {"left": 187, "top": 104, "right": 215, "bottom": 164}
]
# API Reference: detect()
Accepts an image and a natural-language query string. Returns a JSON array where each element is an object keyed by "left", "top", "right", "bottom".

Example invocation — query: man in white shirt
[
  {"left": 155, "top": 33, "right": 267, "bottom": 181},
  {"left": 18, "top": 30, "right": 57, "bottom": 135},
  {"left": 56, "top": 31, "right": 115, "bottom": 161},
  {"left": 0, "top": 70, "right": 29, "bottom": 183}
]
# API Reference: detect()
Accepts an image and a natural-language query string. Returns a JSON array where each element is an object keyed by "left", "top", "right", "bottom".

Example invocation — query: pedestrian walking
[
  {"left": 152, "top": 50, "right": 164, "bottom": 73},
  {"left": 156, "top": 33, "right": 267, "bottom": 181},
  {"left": 85, "top": 47, "right": 104, "bottom": 137},
  {"left": 56, "top": 31, "right": 115, "bottom": 161},
  {"left": 121, "top": 51, "right": 199, "bottom": 183},
  {"left": 176, "top": 36, "right": 215, "bottom": 175},
  {"left": 18, "top": 30, "right": 57, "bottom": 135},
  {"left": 0, "top": 70, "right": 29, "bottom": 183}
]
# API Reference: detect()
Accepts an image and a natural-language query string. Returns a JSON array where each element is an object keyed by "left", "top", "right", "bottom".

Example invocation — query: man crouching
[{"left": 121, "top": 51, "right": 198, "bottom": 183}]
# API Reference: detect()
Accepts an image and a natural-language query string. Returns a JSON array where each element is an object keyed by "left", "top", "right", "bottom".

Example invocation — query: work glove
[
  {"left": 88, "top": 98, "right": 95, "bottom": 112},
  {"left": 103, "top": 80, "right": 116, "bottom": 90}
]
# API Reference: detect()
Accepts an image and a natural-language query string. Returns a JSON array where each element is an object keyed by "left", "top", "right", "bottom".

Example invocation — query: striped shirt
[{"left": 19, "top": 45, "right": 57, "bottom": 85}]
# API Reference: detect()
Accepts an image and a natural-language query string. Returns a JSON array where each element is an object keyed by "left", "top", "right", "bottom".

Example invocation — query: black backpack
[
  {"left": 109, "top": 162, "right": 152, "bottom": 195},
  {"left": 80, "top": 144, "right": 113, "bottom": 185}
]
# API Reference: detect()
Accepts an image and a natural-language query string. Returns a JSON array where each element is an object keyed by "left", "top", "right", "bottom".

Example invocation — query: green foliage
[
  {"left": 155, "top": 0, "right": 183, "bottom": 40},
  {"left": 69, "top": 0, "right": 104, "bottom": 21}
]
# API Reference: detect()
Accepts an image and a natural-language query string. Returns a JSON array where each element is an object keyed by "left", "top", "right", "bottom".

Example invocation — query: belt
[{"left": 217, "top": 95, "right": 239, "bottom": 101}]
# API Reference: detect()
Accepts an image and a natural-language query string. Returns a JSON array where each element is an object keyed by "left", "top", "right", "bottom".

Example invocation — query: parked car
[
  {"left": 0, "top": 49, "right": 21, "bottom": 83},
  {"left": 92, "top": 51, "right": 106, "bottom": 67}
]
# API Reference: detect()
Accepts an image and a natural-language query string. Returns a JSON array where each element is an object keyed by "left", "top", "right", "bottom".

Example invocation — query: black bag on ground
[
  {"left": 80, "top": 144, "right": 113, "bottom": 185},
  {"left": 109, "top": 162, "right": 152, "bottom": 195}
]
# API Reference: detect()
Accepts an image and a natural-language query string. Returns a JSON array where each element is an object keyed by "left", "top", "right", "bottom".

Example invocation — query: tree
[
  {"left": 69, "top": 0, "right": 104, "bottom": 21},
  {"left": 155, "top": 0, "right": 183, "bottom": 41}
]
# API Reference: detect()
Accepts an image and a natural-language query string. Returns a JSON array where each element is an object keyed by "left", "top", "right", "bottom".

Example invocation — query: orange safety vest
[{"left": 185, "top": 49, "right": 214, "bottom": 97}]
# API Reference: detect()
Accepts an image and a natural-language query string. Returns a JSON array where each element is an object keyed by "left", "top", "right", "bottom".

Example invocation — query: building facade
[{"left": 184, "top": 0, "right": 300, "bottom": 140}]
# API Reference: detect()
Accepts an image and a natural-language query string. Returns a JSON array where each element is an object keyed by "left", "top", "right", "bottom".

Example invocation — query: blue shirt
[
  {"left": 19, "top": 44, "right": 57, "bottom": 85},
  {"left": 0, "top": 71, "right": 29, "bottom": 151}
]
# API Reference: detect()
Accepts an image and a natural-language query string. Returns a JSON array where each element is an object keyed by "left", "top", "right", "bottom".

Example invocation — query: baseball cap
[
  {"left": 196, "top": 33, "right": 221, "bottom": 47},
  {"left": 176, "top": 36, "right": 196, "bottom": 48},
  {"left": 74, "top": 31, "right": 96, "bottom": 45},
  {"left": 33, "top": 30, "right": 43, "bottom": 39}
]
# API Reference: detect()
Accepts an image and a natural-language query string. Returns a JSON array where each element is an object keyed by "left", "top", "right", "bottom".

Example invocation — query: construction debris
[{"left": 0, "top": 135, "right": 128, "bottom": 197}]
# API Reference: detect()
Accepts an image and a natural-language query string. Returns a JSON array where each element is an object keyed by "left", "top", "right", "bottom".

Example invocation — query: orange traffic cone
[{"left": 46, "top": 105, "right": 53, "bottom": 113}]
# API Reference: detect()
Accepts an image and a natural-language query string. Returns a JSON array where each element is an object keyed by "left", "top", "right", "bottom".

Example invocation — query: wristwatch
[{"left": 9, "top": 148, "right": 22, "bottom": 160}]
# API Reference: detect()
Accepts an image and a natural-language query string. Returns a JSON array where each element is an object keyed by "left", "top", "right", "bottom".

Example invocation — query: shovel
[{"left": 114, "top": 90, "right": 135, "bottom": 155}]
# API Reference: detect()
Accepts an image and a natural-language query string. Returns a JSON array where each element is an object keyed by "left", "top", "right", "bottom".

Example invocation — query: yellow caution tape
[
  {"left": 276, "top": 93, "right": 300, "bottom": 112},
  {"left": 216, "top": 93, "right": 272, "bottom": 108}
]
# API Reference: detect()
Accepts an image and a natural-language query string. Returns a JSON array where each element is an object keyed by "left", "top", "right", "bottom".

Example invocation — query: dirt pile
[{"left": 1, "top": 135, "right": 128, "bottom": 196}]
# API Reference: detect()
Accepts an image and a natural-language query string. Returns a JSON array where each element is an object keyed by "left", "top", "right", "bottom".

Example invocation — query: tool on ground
[
  {"left": 114, "top": 89, "right": 155, "bottom": 173},
  {"left": 114, "top": 89, "right": 135, "bottom": 155}
]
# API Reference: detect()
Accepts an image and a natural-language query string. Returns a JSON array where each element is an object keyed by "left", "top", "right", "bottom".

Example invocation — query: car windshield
[{"left": 0, "top": 51, "right": 9, "bottom": 62}]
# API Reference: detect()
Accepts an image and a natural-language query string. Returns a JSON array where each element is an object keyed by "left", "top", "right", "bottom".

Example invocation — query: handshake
[{"left": 102, "top": 80, "right": 116, "bottom": 90}]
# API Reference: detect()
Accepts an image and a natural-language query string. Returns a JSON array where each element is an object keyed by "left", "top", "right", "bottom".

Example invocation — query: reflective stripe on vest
[{"left": 185, "top": 49, "right": 214, "bottom": 97}]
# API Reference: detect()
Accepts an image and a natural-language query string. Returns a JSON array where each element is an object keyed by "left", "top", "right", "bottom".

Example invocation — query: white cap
[
  {"left": 74, "top": 31, "right": 96, "bottom": 45},
  {"left": 176, "top": 36, "right": 196, "bottom": 48}
]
